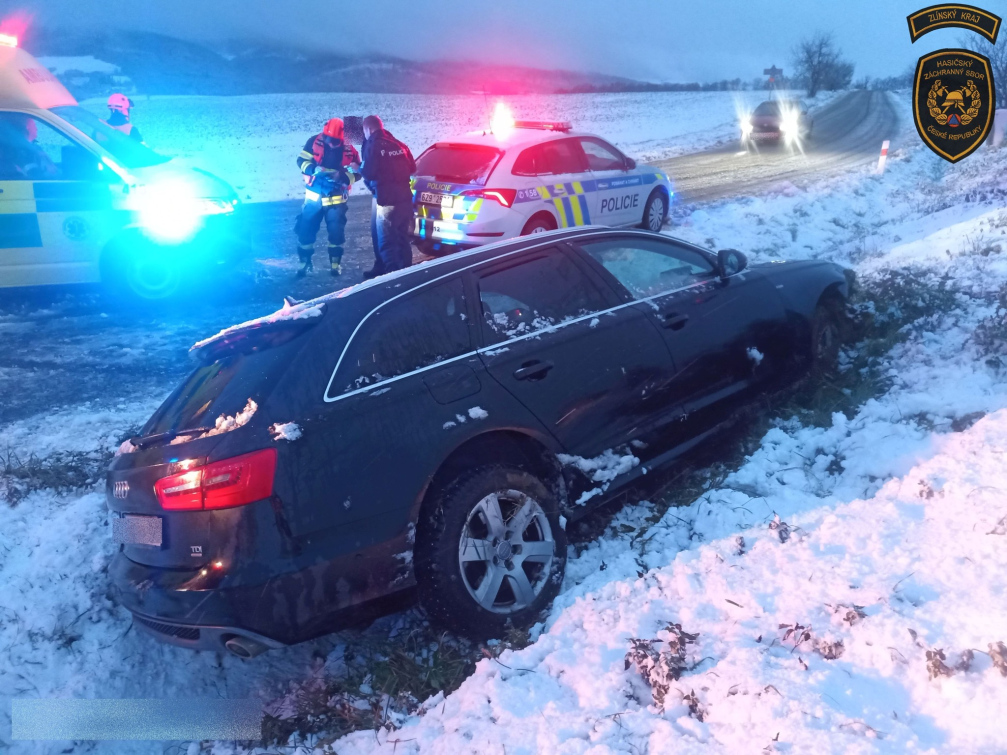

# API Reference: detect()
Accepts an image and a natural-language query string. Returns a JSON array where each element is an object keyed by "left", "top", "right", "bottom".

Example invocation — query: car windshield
[
  {"left": 50, "top": 105, "right": 171, "bottom": 169},
  {"left": 753, "top": 102, "right": 782, "bottom": 116},
  {"left": 415, "top": 143, "right": 501, "bottom": 186}
]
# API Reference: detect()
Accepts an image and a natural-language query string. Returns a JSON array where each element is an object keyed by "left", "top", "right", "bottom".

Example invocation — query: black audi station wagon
[{"left": 107, "top": 227, "right": 849, "bottom": 657}]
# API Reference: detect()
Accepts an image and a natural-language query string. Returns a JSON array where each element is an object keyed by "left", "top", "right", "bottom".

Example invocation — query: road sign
[{"left": 764, "top": 65, "right": 783, "bottom": 82}]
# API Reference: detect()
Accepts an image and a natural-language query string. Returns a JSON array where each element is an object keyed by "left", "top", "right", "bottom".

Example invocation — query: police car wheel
[
  {"left": 521, "top": 214, "right": 556, "bottom": 236},
  {"left": 414, "top": 464, "right": 567, "bottom": 639},
  {"left": 642, "top": 190, "right": 668, "bottom": 232}
]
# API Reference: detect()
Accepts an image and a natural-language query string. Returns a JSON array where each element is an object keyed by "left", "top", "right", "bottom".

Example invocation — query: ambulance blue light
[{"left": 135, "top": 178, "right": 234, "bottom": 244}]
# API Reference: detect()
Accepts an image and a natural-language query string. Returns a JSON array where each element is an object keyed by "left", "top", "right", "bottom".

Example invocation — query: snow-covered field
[
  {"left": 80, "top": 90, "right": 835, "bottom": 203},
  {"left": 4, "top": 94, "right": 1007, "bottom": 753}
]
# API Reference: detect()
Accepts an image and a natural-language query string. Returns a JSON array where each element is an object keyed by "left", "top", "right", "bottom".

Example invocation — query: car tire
[
  {"left": 102, "top": 242, "right": 182, "bottom": 304},
  {"left": 520, "top": 214, "right": 556, "bottom": 236},
  {"left": 641, "top": 190, "right": 668, "bottom": 232},
  {"left": 415, "top": 464, "right": 567, "bottom": 639},
  {"left": 810, "top": 300, "right": 842, "bottom": 374}
]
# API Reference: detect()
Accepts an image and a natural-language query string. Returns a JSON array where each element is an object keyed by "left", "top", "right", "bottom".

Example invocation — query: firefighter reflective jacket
[
  {"left": 361, "top": 129, "right": 415, "bottom": 206},
  {"left": 297, "top": 134, "right": 360, "bottom": 202},
  {"left": 102, "top": 112, "right": 143, "bottom": 142}
]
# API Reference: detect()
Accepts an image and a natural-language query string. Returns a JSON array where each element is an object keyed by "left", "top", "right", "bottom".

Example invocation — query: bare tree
[
  {"left": 792, "top": 32, "right": 854, "bottom": 97},
  {"left": 959, "top": 33, "right": 1007, "bottom": 109}
]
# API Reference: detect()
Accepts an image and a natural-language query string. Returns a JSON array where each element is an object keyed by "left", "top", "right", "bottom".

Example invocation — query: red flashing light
[
  {"left": 155, "top": 448, "right": 277, "bottom": 511},
  {"left": 0, "top": 33, "right": 18, "bottom": 48},
  {"left": 514, "top": 120, "right": 572, "bottom": 132},
  {"left": 462, "top": 188, "right": 517, "bottom": 208}
]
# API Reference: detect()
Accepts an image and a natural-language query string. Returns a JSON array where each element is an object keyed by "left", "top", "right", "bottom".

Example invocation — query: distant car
[
  {"left": 107, "top": 226, "right": 849, "bottom": 657},
  {"left": 741, "top": 100, "right": 813, "bottom": 146},
  {"left": 411, "top": 118, "right": 674, "bottom": 256}
]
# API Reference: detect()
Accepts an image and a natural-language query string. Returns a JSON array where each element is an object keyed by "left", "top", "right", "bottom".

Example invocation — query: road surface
[{"left": 0, "top": 91, "right": 900, "bottom": 424}]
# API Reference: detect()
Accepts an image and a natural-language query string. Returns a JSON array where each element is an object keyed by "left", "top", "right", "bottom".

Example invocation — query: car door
[
  {"left": 0, "top": 111, "right": 112, "bottom": 286},
  {"left": 529, "top": 138, "right": 594, "bottom": 228},
  {"left": 579, "top": 137, "right": 641, "bottom": 227},
  {"left": 471, "top": 244, "right": 678, "bottom": 456},
  {"left": 575, "top": 234, "right": 787, "bottom": 417}
]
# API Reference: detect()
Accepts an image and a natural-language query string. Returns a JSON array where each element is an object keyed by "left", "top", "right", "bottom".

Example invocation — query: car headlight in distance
[
  {"left": 741, "top": 120, "right": 753, "bottom": 136},
  {"left": 781, "top": 113, "right": 800, "bottom": 136}
]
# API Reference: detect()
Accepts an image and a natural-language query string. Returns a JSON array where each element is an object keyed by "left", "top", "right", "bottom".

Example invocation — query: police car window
[
  {"left": 415, "top": 144, "right": 501, "bottom": 186},
  {"left": 338, "top": 278, "right": 470, "bottom": 393},
  {"left": 540, "top": 139, "right": 587, "bottom": 175},
  {"left": 579, "top": 138, "right": 625, "bottom": 172},
  {"left": 0, "top": 114, "right": 71, "bottom": 180},
  {"left": 477, "top": 249, "right": 609, "bottom": 345},
  {"left": 579, "top": 238, "right": 716, "bottom": 300}
]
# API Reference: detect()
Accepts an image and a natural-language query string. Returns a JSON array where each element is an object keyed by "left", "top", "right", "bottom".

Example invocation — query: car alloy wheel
[
  {"left": 647, "top": 196, "right": 666, "bottom": 232},
  {"left": 458, "top": 489, "right": 555, "bottom": 613}
]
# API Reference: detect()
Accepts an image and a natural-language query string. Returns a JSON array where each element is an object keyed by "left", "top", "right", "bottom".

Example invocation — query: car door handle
[
  {"left": 513, "top": 360, "right": 554, "bottom": 381},
  {"left": 662, "top": 312, "right": 690, "bottom": 331}
]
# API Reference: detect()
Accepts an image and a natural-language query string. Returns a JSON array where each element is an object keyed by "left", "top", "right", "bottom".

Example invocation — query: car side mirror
[
  {"left": 717, "top": 248, "right": 747, "bottom": 278},
  {"left": 624, "top": 157, "right": 636, "bottom": 170}
]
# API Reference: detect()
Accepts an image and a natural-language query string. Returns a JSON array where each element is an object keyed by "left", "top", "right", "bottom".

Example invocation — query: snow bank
[
  {"left": 559, "top": 448, "right": 640, "bottom": 505},
  {"left": 38, "top": 56, "right": 119, "bottom": 75}
]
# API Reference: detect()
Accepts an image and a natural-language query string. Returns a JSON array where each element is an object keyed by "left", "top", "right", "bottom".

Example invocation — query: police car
[
  {"left": 0, "top": 35, "right": 246, "bottom": 301},
  {"left": 411, "top": 108, "right": 673, "bottom": 255}
]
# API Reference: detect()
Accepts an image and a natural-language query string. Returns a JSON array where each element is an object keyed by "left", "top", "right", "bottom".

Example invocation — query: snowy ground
[
  {"left": 4, "top": 94, "right": 1007, "bottom": 753},
  {"left": 79, "top": 89, "right": 837, "bottom": 203}
]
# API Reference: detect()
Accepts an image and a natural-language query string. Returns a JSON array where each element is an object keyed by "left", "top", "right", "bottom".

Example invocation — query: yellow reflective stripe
[
  {"left": 536, "top": 186, "right": 550, "bottom": 200},
  {"left": 552, "top": 198, "right": 568, "bottom": 227},
  {"left": 569, "top": 194, "right": 584, "bottom": 225},
  {"left": 304, "top": 190, "right": 319, "bottom": 201},
  {"left": 572, "top": 181, "right": 584, "bottom": 194},
  {"left": 298, "top": 150, "right": 314, "bottom": 160},
  {"left": 321, "top": 195, "right": 347, "bottom": 206}
]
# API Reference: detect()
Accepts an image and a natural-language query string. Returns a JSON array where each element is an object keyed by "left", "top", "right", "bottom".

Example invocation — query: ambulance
[
  {"left": 0, "top": 35, "right": 246, "bottom": 300},
  {"left": 411, "top": 105, "right": 673, "bottom": 256}
]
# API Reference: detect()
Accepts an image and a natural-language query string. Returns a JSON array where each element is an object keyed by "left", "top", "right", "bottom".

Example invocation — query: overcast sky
[{"left": 17, "top": 0, "right": 981, "bottom": 81}]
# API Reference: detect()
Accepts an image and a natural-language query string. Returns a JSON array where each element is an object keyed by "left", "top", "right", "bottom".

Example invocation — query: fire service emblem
[{"left": 913, "top": 49, "right": 994, "bottom": 163}]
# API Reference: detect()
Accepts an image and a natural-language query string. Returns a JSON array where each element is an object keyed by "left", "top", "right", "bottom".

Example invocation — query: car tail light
[
  {"left": 155, "top": 449, "right": 277, "bottom": 511},
  {"left": 461, "top": 188, "right": 517, "bottom": 208}
]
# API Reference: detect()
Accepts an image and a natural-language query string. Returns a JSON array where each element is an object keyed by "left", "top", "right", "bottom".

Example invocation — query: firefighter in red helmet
[
  {"left": 294, "top": 118, "right": 361, "bottom": 277},
  {"left": 103, "top": 94, "right": 143, "bottom": 142}
]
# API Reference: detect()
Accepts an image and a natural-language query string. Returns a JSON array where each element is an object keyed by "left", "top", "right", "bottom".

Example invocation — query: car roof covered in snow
[{"left": 0, "top": 44, "right": 77, "bottom": 110}]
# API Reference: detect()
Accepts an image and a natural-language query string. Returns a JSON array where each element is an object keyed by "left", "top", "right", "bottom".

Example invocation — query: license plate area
[
  {"left": 112, "top": 514, "right": 163, "bottom": 547},
  {"left": 419, "top": 191, "right": 454, "bottom": 207}
]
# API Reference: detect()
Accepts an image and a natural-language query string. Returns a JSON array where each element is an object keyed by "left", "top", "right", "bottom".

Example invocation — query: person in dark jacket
[
  {"left": 295, "top": 118, "right": 361, "bottom": 277},
  {"left": 360, "top": 115, "right": 415, "bottom": 279}
]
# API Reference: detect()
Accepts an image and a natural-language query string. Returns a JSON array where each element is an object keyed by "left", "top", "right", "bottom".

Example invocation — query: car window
[
  {"left": 754, "top": 102, "right": 781, "bottom": 116},
  {"left": 415, "top": 143, "right": 501, "bottom": 185},
  {"left": 579, "top": 138, "right": 625, "bottom": 172},
  {"left": 579, "top": 237, "right": 716, "bottom": 299},
  {"left": 532, "top": 139, "right": 588, "bottom": 176},
  {"left": 0, "top": 113, "right": 87, "bottom": 181},
  {"left": 477, "top": 249, "right": 609, "bottom": 345},
  {"left": 511, "top": 144, "right": 547, "bottom": 176},
  {"left": 337, "top": 278, "right": 470, "bottom": 393}
]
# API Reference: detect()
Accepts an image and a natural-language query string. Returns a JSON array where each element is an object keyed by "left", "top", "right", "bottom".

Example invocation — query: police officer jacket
[{"left": 361, "top": 129, "right": 415, "bottom": 206}]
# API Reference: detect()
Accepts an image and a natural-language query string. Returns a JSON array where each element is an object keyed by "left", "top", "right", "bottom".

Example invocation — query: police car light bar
[
  {"left": 514, "top": 120, "right": 572, "bottom": 132},
  {"left": 0, "top": 33, "right": 18, "bottom": 47}
]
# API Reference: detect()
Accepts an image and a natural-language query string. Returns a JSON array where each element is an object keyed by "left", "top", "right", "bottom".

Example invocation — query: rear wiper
[{"left": 130, "top": 427, "right": 214, "bottom": 450}]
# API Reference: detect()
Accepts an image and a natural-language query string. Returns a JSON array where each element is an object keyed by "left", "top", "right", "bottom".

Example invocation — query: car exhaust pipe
[{"left": 224, "top": 635, "right": 268, "bottom": 659}]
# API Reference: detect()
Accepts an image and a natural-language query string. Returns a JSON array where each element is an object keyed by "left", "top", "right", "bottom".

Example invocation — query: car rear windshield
[
  {"left": 753, "top": 102, "right": 782, "bottom": 116},
  {"left": 415, "top": 144, "right": 501, "bottom": 186},
  {"left": 141, "top": 337, "right": 301, "bottom": 437}
]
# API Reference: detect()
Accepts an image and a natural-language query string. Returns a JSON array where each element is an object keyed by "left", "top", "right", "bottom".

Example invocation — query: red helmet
[
  {"left": 108, "top": 93, "right": 132, "bottom": 116},
  {"left": 323, "top": 118, "right": 344, "bottom": 139}
]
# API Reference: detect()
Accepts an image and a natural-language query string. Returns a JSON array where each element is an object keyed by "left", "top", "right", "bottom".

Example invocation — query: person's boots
[
  {"left": 328, "top": 247, "right": 343, "bottom": 277},
  {"left": 296, "top": 258, "right": 313, "bottom": 278},
  {"left": 362, "top": 266, "right": 383, "bottom": 280}
]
